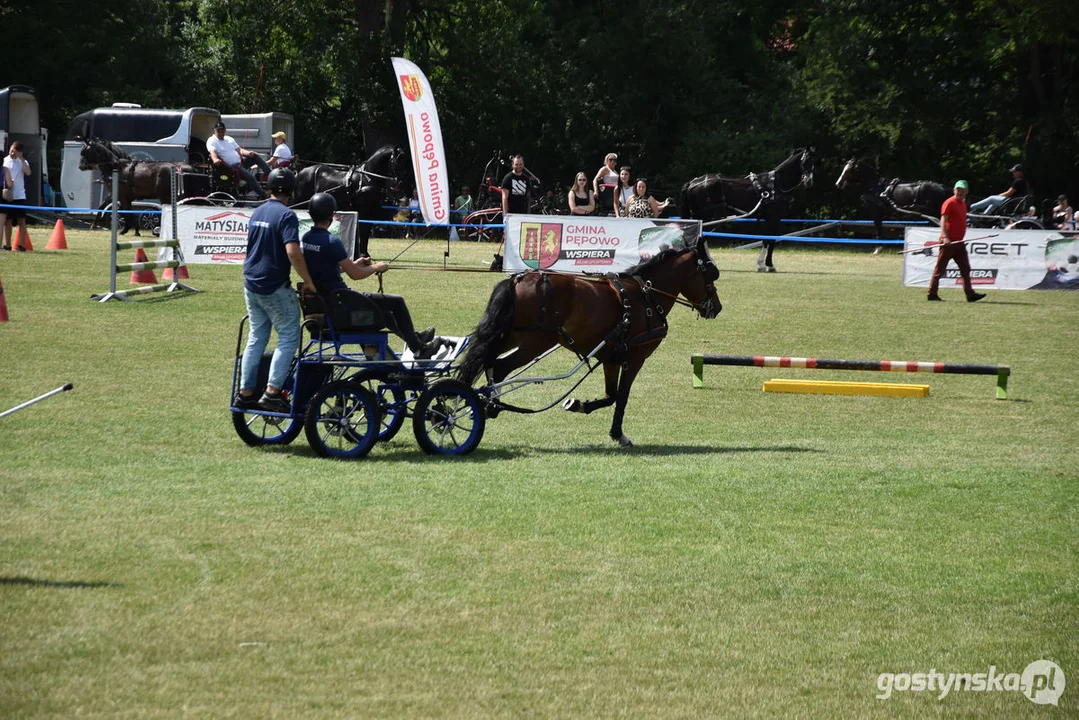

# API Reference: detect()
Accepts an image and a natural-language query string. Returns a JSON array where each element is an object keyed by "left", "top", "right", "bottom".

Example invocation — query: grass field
[{"left": 1, "top": 227, "right": 1076, "bottom": 718}]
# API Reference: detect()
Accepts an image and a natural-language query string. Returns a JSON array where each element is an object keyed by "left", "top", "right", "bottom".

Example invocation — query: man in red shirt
[{"left": 928, "top": 180, "right": 986, "bottom": 302}]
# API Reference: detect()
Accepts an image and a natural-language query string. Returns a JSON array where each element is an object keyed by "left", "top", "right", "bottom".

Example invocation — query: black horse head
[
  {"left": 834, "top": 157, "right": 881, "bottom": 192},
  {"left": 773, "top": 147, "right": 816, "bottom": 193},
  {"left": 79, "top": 137, "right": 127, "bottom": 171}
]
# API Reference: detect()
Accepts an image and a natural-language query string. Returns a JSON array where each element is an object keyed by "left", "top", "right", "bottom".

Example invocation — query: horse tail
[{"left": 456, "top": 278, "right": 517, "bottom": 385}]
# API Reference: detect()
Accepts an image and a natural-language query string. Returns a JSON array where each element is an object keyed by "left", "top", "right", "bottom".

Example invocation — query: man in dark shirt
[
  {"left": 234, "top": 168, "right": 317, "bottom": 412},
  {"left": 969, "top": 164, "right": 1028, "bottom": 215},
  {"left": 300, "top": 193, "right": 442, "bottom": 357},
  {"left": 501, "top": 154, "right": 532, "bottom": 216}
]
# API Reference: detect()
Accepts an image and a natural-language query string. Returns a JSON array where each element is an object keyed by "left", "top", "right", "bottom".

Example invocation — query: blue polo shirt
[
  {"left": 243, "top": 199, "right": 300, "bottom": 294},
  {"left": 300, "top": 226, "right": 349, "bottom": 293}
]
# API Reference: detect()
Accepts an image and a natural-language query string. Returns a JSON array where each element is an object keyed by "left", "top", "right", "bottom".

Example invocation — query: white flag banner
[
  {"left": 902, "top": 227, "right": 1079, "bottom": 291},
  {"left": 503, "top": 214, "right": 703, "bottom": 274},
  {"left": 391, "top": 57, "right": 450, "bottom": 225}
]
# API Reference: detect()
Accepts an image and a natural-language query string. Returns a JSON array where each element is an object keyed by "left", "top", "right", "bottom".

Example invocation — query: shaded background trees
[{"left": 6, "top": 0, "right": 1077, "bottom": 209}]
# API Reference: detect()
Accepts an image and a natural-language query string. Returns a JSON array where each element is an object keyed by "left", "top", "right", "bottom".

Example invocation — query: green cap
[{"left": 954, "top": 180, "right": 968, "bottom": 190}]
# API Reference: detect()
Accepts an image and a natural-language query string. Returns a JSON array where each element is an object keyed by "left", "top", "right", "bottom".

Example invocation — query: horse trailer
[
  {"left": 220, "top": 112, "right": 295, "bottom": 158},
  {"left": 0, "top": 85, "right": 45, "bottom": 207},
  {"left": 60, "top": 104, "right": 221, "bottom": 211}
]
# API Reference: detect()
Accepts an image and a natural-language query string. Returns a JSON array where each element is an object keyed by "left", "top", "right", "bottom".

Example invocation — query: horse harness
[{"left": 510, "top": 271, "right": 670, "bottom": 362}]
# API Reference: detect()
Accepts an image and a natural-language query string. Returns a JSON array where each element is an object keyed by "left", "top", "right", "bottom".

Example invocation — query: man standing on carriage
[
  {"left": 207, "top": 121, "right": 271, "bottom": 200},
  {"left": 234, "top": 168, "right": 318, "bottom": 412}
]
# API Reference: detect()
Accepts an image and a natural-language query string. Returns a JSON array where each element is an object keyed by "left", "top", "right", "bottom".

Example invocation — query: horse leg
[
  {"left": 563, "top": 361, "right": 619, "bottom": 414},
  {"left": 486, "top": 332, "right": 559, "bottom": 417},
  {"left": 355, "top": 224, "right": 370, "bottom": 260},
  {"left": 608, "top": 358, "right": 644, "bottom": 447}
]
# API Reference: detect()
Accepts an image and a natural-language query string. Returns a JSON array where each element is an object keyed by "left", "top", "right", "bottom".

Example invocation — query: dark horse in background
[
  {"left": 79, "top": 138, "right": 195, "bottom": 235},
  {"left": 292, "top": 145, "right": 407, "bottom": 259},
  {"left": 834, "top": 157, "right": 947, "bottom": 238},
  {"left": 456, "top": 237, "right": 721, "bottom": 447},
  {"left": 679, "top": 148, "right": 816, "bottom": 272}
]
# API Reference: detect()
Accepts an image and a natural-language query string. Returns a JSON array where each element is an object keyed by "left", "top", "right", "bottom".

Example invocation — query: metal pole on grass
[{"left": 0, "top": 383, "right": 74, "bottom": 420}]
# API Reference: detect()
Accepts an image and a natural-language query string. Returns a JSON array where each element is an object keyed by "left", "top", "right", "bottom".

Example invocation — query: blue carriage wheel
[
  {"left": 303, "top": 381, "right": 381, "bottom": 459},
  {"left": 344, "top": 370, "right": 409, "bottom": 443},
  {"left": 412, "top": 379, "right": 485, "bottom": 455},
  {"left": 231, "top": 410, "right": 302, "bottom": 446}
]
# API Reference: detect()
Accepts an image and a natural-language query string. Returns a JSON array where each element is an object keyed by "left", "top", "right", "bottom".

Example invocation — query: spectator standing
[
  {"left": 0, "top": 163, "right": 10, "bottom": 250},
  {"left": 1051, "top": 194, "right": 1073, "bottom": 229},
  {"left": 2, "top": 142, "right": 30, "bottom": 251},
  {"left": 593, "top": 153, "right": 619, "bottom": 215},
  {"left": 928, "top": 180, "right": 986, "bottom": 303},
  {"left": 969, "top": 164, "right": 1028, "bottom": 215},
  {"left": 501, "top": 154, "right": 532, "bottom": 216},
  {"left": 233, "top": 168, "right": 317, "bottom": 412},
  {"left": 614, "top": 166, "right": 634, "bottom": 217},
  {"left": 625, "top": 178, "right": 669, "bottom": 219},
  {"left": 567, "top": 172, "right": 596, "bottom": 215},
  {"left": 454, "top": 185, "right": 473, "bottom": 222}
]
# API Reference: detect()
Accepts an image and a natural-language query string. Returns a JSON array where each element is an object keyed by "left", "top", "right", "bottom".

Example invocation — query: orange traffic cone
[
  {"left": 162, "top": 260, "right": 190, "bottom": 281},
  {"left": 13, "top": 226, "right": 33, "bottom": 251},
  {"left": 0, "top": 272, "right": 8, "bottom": 322},
  {"left": 130, "top": 248, "right": 158, "bottom": 284},
  {"left": 45, "top": 219, "right": 68, "bottom": 250}
]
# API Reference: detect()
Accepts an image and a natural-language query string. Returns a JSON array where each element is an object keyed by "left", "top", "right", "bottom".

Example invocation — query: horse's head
[
  {"left": 835, "top": 157, "right": 859, "bottom": 189},
  {"left": 79, "top": 138, "right": 118, "bottom": 171},
  {"left": 835, "top": 157, "right": 879, "bottom": 191},
  {"left": 688, "top": 239, "right": 722, "bottom": 318},
  {"left": 799, "top": 147, "right": 817, "bottom": 188}
]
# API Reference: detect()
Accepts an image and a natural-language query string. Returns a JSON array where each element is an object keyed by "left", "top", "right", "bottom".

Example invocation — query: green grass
[{"left": 0, "top": 228, "right": 1076, "bottom": 718}]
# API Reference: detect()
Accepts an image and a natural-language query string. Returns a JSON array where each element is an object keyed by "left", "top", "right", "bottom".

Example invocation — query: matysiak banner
[{"left": 391, "top": 57, "right": 450, "bottom": 225}]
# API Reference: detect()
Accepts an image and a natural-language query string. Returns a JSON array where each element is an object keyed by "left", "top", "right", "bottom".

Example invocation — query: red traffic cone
[
  {"left": 0, "top": 272, "right": 8, "bottom": 322},
  {"left": 13, "top": 226, "right": 33, "bottom": 251},
  {"left": 45, "top": 219, "right": 68, "bottom": 250},
  {"left": 162, "top": 261, "right": 190, "bottom": 281},
  {"left": 130, "top": 248, "right": 158, "bottom": 284}
]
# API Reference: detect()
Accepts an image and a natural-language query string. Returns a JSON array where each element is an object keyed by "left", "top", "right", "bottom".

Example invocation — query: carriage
[{"left": 232, "top": 223, "right": 722, "bottom": 455}]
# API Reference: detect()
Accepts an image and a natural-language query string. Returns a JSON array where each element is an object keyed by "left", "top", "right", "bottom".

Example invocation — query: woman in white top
[
  {"left": 614, "top": 165, "right": 634, "bottom": 217},
  {"left": 592, "top": 152, "right": 619, "bottom": 215},
  {"left": 567, "top": 172, "right": 596, "bottom": 215},
  {"left": 268, "top": 132, "right": 293, "bottom": 169}
]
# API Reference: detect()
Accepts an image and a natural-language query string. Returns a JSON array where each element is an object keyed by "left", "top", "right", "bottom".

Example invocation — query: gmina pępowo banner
[{"left": 502, "top": 214, "right": 703, "bottom": 275}]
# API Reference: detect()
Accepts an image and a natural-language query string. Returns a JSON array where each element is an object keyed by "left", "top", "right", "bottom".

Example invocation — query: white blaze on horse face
[{"left": 836, "top": 160, "right": 855, "bottom": 189}]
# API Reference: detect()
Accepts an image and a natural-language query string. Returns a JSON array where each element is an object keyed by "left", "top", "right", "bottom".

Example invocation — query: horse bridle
[{"left": 636, "top": 244, "right": 719, "bottom": 316}]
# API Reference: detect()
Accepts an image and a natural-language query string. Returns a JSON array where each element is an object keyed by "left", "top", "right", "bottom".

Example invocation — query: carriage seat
[{"left": 297, "top": 283, "right": 388, "bottom": 339}]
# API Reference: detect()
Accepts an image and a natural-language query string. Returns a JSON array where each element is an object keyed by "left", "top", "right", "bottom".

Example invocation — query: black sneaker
[
  {"left": 416, "top": 326, "right": 436, "bottom": 345},
  {"left": 232, "top": 393, "right": 259, "bottom": 410},
  {"left": 967, "top": 292, "right": 986, "bottom": 303},
  {"left": 16, "top": 245, "right": 26, "bottom": 252},
  {"left": 417, "top": 337, "right": 448, "bottom": 360},
  {"left": 258, "top": 392, "right": 291, "bottom": 413},
  {"left": 927, "top": 294, "right": 943, "bottom": 301}
]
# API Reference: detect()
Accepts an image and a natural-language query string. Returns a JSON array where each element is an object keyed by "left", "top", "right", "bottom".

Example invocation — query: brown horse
[
  {"left": 79, "top": 138, "right": 195, "bottom": 235},
  {"left": 456, "top": 238, "right": 722, "bottom": 446}
]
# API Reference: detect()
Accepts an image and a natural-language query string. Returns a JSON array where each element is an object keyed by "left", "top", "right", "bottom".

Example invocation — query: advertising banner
[
  {"left": 391, "top": 57, "right": 450, "bottom": 226},
  {"left": 503, "top": 214, "right": 703, "bottom": 274},
  {"left": 902, "top": 227, "right": 1079, "bottom": 291},
  {"left": 161, "top": 205, "right": 357, "bottom": 264}
]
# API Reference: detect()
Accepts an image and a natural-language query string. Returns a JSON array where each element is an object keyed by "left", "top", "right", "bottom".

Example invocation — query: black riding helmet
[
  {"left": 267, "top": 167, "right": 296, "bottom": 194},
  {"left": 308, "top": 192, "right": 337, "bottom": 224}
]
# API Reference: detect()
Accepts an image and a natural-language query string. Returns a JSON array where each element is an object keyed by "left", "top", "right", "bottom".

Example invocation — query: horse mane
[{"left": 621, "top": 245, "right": 692, "bottom": 277}]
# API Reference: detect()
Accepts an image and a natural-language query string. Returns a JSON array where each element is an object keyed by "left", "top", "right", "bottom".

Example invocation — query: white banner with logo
[
  {"left": 503, "top": 214, "right": 703, "bottom": 274},
  {"left": 391, "top": 57, "right": 450, "bottom": 226},
  {"left": 161, "top": 205, "right": 357, "bottom": 263},
  {"left": 902, "top": 228, "right": 1079, "bottom": 291}
]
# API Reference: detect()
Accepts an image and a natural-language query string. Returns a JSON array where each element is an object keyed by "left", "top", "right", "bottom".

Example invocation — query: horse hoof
[
  {"left": 562, "top": 398, "right": 581, "bottom": 412},
  {"left": 617, "top": 435, "right": 633, "bottom": 447}
]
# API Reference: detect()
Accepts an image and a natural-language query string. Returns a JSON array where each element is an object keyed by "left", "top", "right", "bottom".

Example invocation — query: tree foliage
[{"left": 6, "top": 0, "right": 1078, "bottom": 205}]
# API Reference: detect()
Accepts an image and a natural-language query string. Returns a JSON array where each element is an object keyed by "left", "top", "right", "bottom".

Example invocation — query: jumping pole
[{"left": 691, "top": 354, "right": 1011, "bottom": 399}]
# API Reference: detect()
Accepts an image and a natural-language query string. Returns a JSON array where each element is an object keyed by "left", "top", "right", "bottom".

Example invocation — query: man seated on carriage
[
  {"left": 969, "top": 163, "right": 1028, "bottom": 215},
  {"left": 207, "top": 121, "right": 271, "bottom": 199},
  {"left": 300, "top": 192, "right": 446, "bottom": 359}
]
